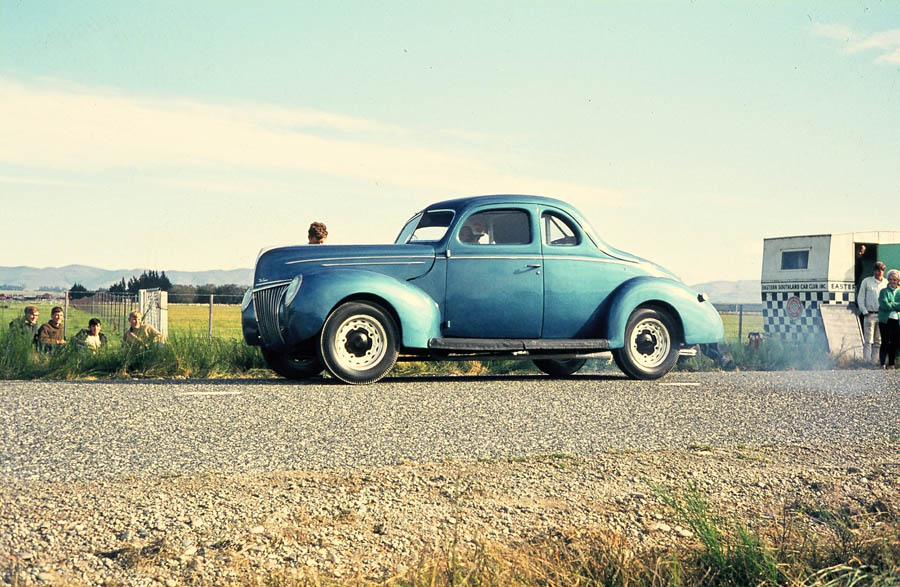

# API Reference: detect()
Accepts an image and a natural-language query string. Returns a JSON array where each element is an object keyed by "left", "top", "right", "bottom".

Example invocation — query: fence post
[
  {"left": 208, "top": 294, "right": 214, "bottom": 339},
  {"left": 737, "top": 304, "right": 743, "bottom": 344},
  {"left": 63, "top": 291, "right": 69, "bottom": 340}
]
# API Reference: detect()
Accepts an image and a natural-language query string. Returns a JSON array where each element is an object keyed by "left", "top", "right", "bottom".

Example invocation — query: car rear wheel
[
  {"left": 532, "top": 358, "right": 587, "bottom": 377},
  {"left": 613, "top": 307, "right": 678, "bottom": 380},
  {"left": 318, "top": 301, "right": 399, "bottom": 384},
  {"left": 261, "top": 348, "right": 323, "bottom": 379}
]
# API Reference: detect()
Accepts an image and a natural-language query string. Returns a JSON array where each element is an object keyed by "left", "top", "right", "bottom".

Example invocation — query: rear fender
[
  {"left": 602, "top": 277, "right": 724, "bottom": 347},
  {"left": 282, "top": 269, "right": 441, "bottom": 348}
]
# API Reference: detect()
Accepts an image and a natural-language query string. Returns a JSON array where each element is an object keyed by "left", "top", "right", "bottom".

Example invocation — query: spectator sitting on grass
[
  {"left": 36, "top": 306, "right": 67, "bottom": 352},
  {"left": 123, "top": 311, "right": 163, "bottom": 349},
  {"left": 72, "top": 317, "right": 108, "bottom": 352},
  {"left": 9, "top": 305, "right": 40, "bottom": 340}
]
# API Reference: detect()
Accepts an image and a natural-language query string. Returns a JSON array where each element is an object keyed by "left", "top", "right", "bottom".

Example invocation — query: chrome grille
[{"left": 252, "top": 284, "right": 289, "bottom": 346}]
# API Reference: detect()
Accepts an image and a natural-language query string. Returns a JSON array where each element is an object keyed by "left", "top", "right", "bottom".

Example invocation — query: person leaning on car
[
  {"left": 123, "top": 310, "right": 163, "bottom": 349},
  {"left": 36, "top": 306, "right": 67, "bottom": 352},
  {"left": 857, "top": 261, "right": 887, "bottom": 364},
  {"left": 9, "top": 305, "right": 40, "bottom": 341},
  {"left": 72, "top": 317, "right": 108, "bottom": 352},
  {"left": 308, "top": 221, "right": 328, "bottom": 244}
]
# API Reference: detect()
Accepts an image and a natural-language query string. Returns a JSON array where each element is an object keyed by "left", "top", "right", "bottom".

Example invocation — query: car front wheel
[
  {"left": 532, "top": 358, "right": 587, "bottom": 377},
  {"left": 318, "top": 301, "right": 399, "bottom": 384},
  {"left": 613, "top": 307, "right": 678, "bottom": 380}
]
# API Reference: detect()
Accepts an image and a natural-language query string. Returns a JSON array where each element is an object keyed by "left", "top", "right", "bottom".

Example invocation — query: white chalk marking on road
[
  {"left": 175, "top": 391, "right": 243, "bottom": 397},
  {"left": 659, "top": 382, "right": 700, "bottom": 387}
]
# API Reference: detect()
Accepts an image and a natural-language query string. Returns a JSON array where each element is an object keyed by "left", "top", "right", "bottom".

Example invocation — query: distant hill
[
  {"left": 690, "top": 279, "right": 760, "bottom": 304},
  {"left": 0, "top": 265, "right": 252, "bottom": 291}
]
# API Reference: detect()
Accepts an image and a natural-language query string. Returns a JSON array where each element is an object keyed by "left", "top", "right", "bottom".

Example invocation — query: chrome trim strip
[
  {"left": 448, "top": 255, "right": 645, "bottom": 270},
  {"left": 321, "top": 261, "right": 427, "bottom": 267},
  {"left": 448, "top": 255, "right": 544, "bottom": 261},
  {"left": 252, "top": 279, "right": 291, "bottom": 291},
  {"left": 286, "top": 255, "right": 434, "bottom": 265}
]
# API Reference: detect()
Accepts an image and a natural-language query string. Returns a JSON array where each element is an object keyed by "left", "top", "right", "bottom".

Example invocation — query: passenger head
[
  {"left": 874, "top": 261, "right": 886, "bottom": 277},
  {"left": 308, "top": 221, "right": 328, "bottom": 244}
]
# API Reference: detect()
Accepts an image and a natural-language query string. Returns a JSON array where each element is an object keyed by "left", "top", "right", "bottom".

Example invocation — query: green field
[
  {"left": 720, "top": 311, "right": 764, "bottom": 344},
  {"left": 168, "top": 304, "right": 243, "bottom": 339}
]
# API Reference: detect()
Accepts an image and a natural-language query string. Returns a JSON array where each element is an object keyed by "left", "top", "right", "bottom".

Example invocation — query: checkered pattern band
[{"left": 761, "top": 288, "right": 855, "bottom": 342}]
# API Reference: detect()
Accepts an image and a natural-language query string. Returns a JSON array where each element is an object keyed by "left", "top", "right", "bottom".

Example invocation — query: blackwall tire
[
  {"left": 532, "top": 358, "right": 587, "bottom": 377},
  {"left": 613, "top": 307, "right": 678, "bottom": 380},
  {"left": 261, "top": 348, "right": 323, "bottom": 380},
  {"left": 318, "top": 301, "right": 399, "bottom": 384}
]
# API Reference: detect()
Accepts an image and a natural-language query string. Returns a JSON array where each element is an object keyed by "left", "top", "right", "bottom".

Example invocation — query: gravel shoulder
[{"left": 2, "top": 442, "right": 897, "bottom": 585}]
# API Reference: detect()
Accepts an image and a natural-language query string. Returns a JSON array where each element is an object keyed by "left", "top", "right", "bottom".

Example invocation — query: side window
[
  {"left": 542, "top": 212, "right": 579, "bottom": 246},
  {"left": 458, "top": 209, "right": 531, "bottom": 245},
  {"left": 781, "top": 250, "right": 809, "bottom": 270}
]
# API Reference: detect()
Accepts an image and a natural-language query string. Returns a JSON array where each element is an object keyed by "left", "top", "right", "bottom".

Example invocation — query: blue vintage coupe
[{"left": 242, "top": 195, "right": 723, "bottom": 384}]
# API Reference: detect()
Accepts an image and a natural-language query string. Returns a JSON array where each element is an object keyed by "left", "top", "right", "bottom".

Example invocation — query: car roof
[{"left": 424, "top": 194, "right": 571, "bottom": 213}]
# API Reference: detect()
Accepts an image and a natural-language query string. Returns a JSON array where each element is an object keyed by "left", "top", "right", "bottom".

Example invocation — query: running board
[{"left": 427, "top": 338, "right": 611, "bottom": 352}]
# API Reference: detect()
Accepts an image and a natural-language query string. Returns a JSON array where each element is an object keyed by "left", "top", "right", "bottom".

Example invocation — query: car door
[
  {"left": 540, "top": 207, "right": 642, "bottom": 338},
  {"left": 443, "top": 207, "right": 544, "bottom": 338}
]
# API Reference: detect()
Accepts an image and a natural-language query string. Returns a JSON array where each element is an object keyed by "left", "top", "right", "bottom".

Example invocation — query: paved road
[{"left": 1, "top": 371, "right": 897, "bottom": 481}]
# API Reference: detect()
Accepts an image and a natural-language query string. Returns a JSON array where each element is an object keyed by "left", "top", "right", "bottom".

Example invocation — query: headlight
[
  {"left": 240, "top": 287, "right": 253, "bottom": 311},
  {"left": 284, "top": 275, "right": 303, "bottom": 306}
]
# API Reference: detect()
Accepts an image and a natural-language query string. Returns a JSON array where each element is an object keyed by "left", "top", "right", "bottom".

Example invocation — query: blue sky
[{"left": 1, "top": 1, "right": 899, "bottom": 285}]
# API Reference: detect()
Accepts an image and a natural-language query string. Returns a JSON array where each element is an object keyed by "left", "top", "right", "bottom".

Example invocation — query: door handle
[{"left": 527, "top": 264, "right": 542, "bottom": 268}]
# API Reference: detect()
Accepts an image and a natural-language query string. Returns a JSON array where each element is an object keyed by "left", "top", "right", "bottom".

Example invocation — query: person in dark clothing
[
  {"left": 9, "top": 305, "right": 40, "bottom": 340},
  {"left": 36, "top": 306, "right": 67, "bottom": 352}
]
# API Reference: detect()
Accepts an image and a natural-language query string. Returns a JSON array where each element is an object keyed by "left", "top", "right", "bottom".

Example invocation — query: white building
[{"left": 761, "top": 232, "right": 900, "bottom": 353}]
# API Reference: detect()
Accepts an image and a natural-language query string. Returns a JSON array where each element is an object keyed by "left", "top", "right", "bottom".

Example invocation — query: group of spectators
[
  {"left": 857, "top": 261, "right": 900, "bottom": 369},
  {"left": 8, "top": 306, "right": 162, "bottom": 353}
]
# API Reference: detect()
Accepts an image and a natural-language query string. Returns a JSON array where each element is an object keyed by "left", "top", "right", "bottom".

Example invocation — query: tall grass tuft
[
  {"left": 653, "top": 482, "right": 782, "bottom": 585},
  {"left": 0, "top": 328, "right": 266, "bottom": 380}
]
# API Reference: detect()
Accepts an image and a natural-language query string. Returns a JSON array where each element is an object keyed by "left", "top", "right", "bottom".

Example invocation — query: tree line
[{"left": 68, "top": 270, "right": 247, "bottom": 304}]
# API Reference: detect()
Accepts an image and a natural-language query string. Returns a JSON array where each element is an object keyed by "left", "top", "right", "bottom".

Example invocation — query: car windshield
[{"left": 394, "top": 209, "right": 455, "bottom": 244}]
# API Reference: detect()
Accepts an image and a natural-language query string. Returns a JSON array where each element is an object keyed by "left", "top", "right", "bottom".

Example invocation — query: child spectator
[
  {"left": 9, "top": 305, "right": 40, "bottom": 340},
  {"left": 36, "top": 306, "right": 67, "bottom": 352},
  {"left": 72, "top": 318, "right": 108, "bottom": 352},
  {"left": 123, "top": 311, "right": 163, "bottom": 349}
]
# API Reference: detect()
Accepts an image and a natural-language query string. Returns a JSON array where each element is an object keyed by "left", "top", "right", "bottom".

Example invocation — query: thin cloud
[
  {"left": 813, "top": 24, "right": 900, "bottom": 64},
  {"left": 0, "top": 174, "right": 90, "bottom": 188},
  {"left": 0, "top": 77, "right": 623, "bottom": 206}
]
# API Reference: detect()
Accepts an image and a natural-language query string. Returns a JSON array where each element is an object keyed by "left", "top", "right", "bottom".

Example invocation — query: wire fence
[
  {"left": 68, "top": 291, "right": 139, "bottom": 336},
  {"left": 5, "top": 292, "right": 763, "bottom": 343}
]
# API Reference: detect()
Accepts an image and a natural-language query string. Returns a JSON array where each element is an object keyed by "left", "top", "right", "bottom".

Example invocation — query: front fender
[
  {"left": 282, "top": 268, "right": 441, "bottom": 348},
  {"left": 602, "top": 277, "right": 724, "bottom": 347}
]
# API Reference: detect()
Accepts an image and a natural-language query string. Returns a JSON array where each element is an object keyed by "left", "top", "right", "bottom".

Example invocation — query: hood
[
  {"left": 603, "top": 245, "right": 682, "bottom": 282},
  {"left": 253, "top": 244, "right": 437, "bottom": 287}
]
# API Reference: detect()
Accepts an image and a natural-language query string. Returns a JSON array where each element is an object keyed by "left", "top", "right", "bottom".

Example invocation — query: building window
[{"left": 781, "top": 250, "right": 809, "bottom": 270}]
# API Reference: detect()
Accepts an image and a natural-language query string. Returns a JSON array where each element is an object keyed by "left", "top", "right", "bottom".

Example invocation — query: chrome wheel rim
[
  {"left": 629, "top": 317, "right": 671, "bottom": 369},
  {"left": 332, "top": 314, "right": 387, "bottom": 371}
]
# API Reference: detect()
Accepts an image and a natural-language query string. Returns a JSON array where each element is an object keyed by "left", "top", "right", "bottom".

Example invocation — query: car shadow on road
[{"left": 52, "top": 373, "right": 630, "bottom": 386}]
